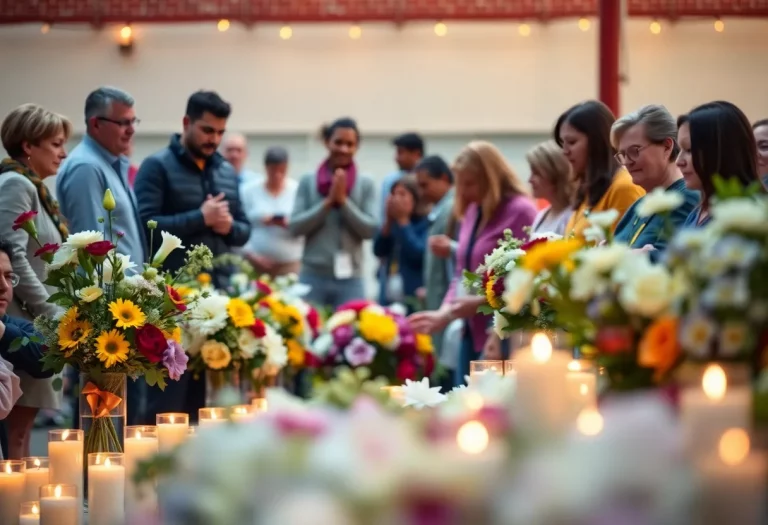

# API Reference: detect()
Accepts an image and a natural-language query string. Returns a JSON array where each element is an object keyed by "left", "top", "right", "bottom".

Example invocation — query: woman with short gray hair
[{"left": 612, "top": 104, "right": 699, "bottom": 257}]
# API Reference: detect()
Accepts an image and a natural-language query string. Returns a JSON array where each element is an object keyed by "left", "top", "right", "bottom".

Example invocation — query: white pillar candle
[
  {"left": 680, "top": 364, "right": 751, "bottom": 458},
  {"left": 19, "top": 501, "right": 40, "bottom": 525},
  {"left": 512, "top": 333, "right": 571, "bottom": 434},
  {"left": 198, "top": 407, "right": 227, "bottom": 428},
  {"left": 23, "top": 458, "right": 50, "bottom": 503},
  {"left": 47, "top": 430, "right": 83, "bottom": 507},
  {"left": 124, "top": 427, "right": 158, "bottom": 512},
  {"left": 566, "top": 360, "right": 597, "bottom": 417},
  {"left": 87, "top": 454, "right": 125, "bottom": 525},
  {"left": 0, "top": 460, "right": 24, "bottom": 525},
  {"left": 156, "top": 414, "right": 189, "bottom": 452},
  {"left": 39, "top": 484, "right": 78, "bottom": 525},
  {"left": 696, "top": 428, "right": 767, "bottom": 525}
]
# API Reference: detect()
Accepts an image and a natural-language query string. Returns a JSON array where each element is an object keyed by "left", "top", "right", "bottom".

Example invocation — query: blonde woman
[
  {"left": 408, "top": 141, "right": 537, "bottom": 387},
  {"left": 0, "top": 103, "right": 71, "bottom": 457},
  {"left": 527, "top": 140, "right": 576, "bottom": 235}
]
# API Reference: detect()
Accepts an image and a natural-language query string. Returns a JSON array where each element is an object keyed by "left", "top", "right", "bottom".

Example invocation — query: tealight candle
[
  {"left": 156, "top": 413, "right": 188, "bottom": 452},
  {"left": 696, "top": 428, "right": 767, "bottom": 525},
  {"left": 124, "top": 427, "right": 158, "bottom": 512},
  {"left": 512, "top": 332, "right": 571, "bottom": 434},
  {"left": 199, "top": 407, "right": 227, "bottom": 427},
  {"left": 19, "top": 501, "right": 40, "bottom": 525},
  {"left": 47, "top": 430, "right": 83, "bottom": 506},
  {"left": 566, "top": 360, "right": 597, "bottom": 416},
  {"left": 251, "top": 398, "right": 268, "bottom": 412},
  {"left": 229, "top": 405, "right": 255, "bottom": 423},
  {"left": 0, "top": 460, "right": 24, "bottom": 525},
  {"left": 469, "top": 360, "right": 503, "bottom": 378},
  {"left": 680, "top": 364, "right": 751, "bottom": 458},
  {"left": 22, "top": 458, "right": 50, "bottom": 503},
  {"left": 39, "top": 484, "right": 78, "bottom": 525},
  {"left": 87, "top": 454, "right": 125, "bottom": 525}
]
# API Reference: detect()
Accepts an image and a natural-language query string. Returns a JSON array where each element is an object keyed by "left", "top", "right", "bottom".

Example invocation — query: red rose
[
  {"left": 521, "top": 236, "right": 549, "bottom": 252},
  {"left": 250, "top": 319, "right": 267, "bottom": 338},
  {"left": 165, "top": 285, "right": 187, "bottom": 312},
  {"left": 595, "top": 326, "right": 634, "bottom": 355},
  {"left": 306, "top": 307, "right": 321, "bottom": 335},
  {"left": 423, "top": 353, "right": 435, "bottom": 377},
  {"left": 135, "top": 324, "right": 167, "bottom": 363},
  {"left": 255, "top": 280, "right": 272, "bottom": 296},
  {"left": 12, "top": 210, "right": 37, "bottom": 231},
  {"left": 396, "top": 360, "right": 418, "bottom": 382},
  {"left": 304, "top": 351, "right": 322, "bottom": 368},
  {"left": 85, "top": 240, "right": 115, "bottom": 257},
  {"left": 337, "top": 299, "right": 373, "bottom": 314}
]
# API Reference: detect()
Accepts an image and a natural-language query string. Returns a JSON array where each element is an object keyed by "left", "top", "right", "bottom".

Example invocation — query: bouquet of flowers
[
  {"left": 463, "top": 229, "right": 559, "bottom": 338},
  {"left": 308, "top": 300, "right": 434, "bottom": 385},
  {"left": 15, "top": 190, "right": 212, "bottom": 454}
]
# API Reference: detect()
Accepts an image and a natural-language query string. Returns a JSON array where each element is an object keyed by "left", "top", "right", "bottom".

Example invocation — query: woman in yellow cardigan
[{"left": 554, "top": 100, "right": 645, "bottom": 238}]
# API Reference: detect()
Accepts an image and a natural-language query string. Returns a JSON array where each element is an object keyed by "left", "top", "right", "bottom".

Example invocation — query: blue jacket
[
  {"left": 0, "top": 315, "right": 52, "bottom": 379},
  {"left": 614, "top": 179, "right": 700, "bottom": 262},
  {"left": 373, "top": 216, "right": 429, "bottom": 310}
]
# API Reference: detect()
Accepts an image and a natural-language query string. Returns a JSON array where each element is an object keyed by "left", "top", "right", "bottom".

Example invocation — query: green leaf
[
  {"left": 144, "top": 368, "right": 159, "bottom": 387},
  {"left": 47, "top": 291, "right": 73, "bottom": 307},
  {"left": 8, "top": 337, "right": 23, "bottom": 353},
  {"left": 51, "top": 377, "right": 63, "bottom": 391},
  {"left": 28, "top": 335, "right": 42, "bottom": 343},
  {"left": 477, "top": 304, "right": 494, "bottom": 315}
]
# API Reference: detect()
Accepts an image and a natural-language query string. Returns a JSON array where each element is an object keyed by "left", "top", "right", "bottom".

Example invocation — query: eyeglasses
[
  {"left": 97, "top": 117, "right": 141, "bottom": 128},
  {"left": 2, "top": 273, "right": 19, "bottom": 288},
  {"left": 614, "top": 144, "right": 651, "bottom": 165}
]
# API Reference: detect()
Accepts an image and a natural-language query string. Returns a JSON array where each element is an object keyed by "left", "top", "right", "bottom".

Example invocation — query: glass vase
[
  {"left": 79, "top": 372, "right": 126, "bottom": 456},
  {"left": 205, "top": 368, "right": 241, "bottom": 407},
  {"left": 241, "top": 366, "right": 279, "bottom": 404}
]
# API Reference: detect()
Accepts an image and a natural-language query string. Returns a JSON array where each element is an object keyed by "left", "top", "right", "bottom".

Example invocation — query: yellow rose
[
  {"left": 200, "top": 340, "right": 232, "bottom": 370},
  {"left": 359, "top": 311, "right": 399, "bottom": 348}
]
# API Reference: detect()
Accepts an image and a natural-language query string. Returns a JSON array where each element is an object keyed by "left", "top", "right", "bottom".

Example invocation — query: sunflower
[
  {"left": 484, "top": 275, "right": 505, "bottom": 310},
  {"left": 109, "top": 298, "right": 146, "bottom": 329},
  {"left": 95, "top": 329, "right": 130, "bottom": 368},
  {"left": 521, "top": 238, "right": 584, "bottom": 274},
  {"left": 59, "top": 306, "right": 79, "bottom": 327},
  {"left": 227, "top": 298, "right": 255, "bottom": 328},
  {"left": 58, "top": 317, "right": 93, "bottom": 355}
]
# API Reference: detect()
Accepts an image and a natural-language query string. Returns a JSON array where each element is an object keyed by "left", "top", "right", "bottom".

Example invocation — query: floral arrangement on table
[
  {"left": 463, "top": 229, "right": 560, "bottom": 338},
  {"left": 502, "top": 205, "right": 687, "bottom": 391},
  {"left": 13, "top": 190, "right": 212, "bottom": 454},
  {"left": 307, "top": 300, "right": 435, "bottom": 386}
]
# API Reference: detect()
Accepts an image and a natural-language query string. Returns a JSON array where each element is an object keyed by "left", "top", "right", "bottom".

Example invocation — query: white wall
[{"left": 1, "top": 18, "right": 766, "bottom": 296}]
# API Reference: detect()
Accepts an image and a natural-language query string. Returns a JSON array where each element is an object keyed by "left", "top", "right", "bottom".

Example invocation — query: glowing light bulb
[
  {"left": 217, "top": 19, "right": 230, "bottom": 32},
  {"left": 719, "top": 428, "right": 750, "bottom": 466},
  {"left": 531, "top": 333, "right": 552, "bottom": 362},
  {"left": 578, "top": 17, "right": 590, "bottom": 31},
  {"left": 434, "top": 22, "right": 447, "bottom": 37},
  {"left": 518, "top": 23, "right": 531, "bottom": 37},
  {"left": 714, "top": 19, "right": 724, "bottom": 32},
  {"left": 702, "top": 364, "right": 727, "bottom": 401},
  {"left": 280, "top": 25, "right": 293, "bottom": 40},
  {"left": 456, "top": 420, "right": 489, "bottom": 454},
  {"left": 349, "top": 24, "right": 362, "bottom": 39},
  {"left": 649, "top": 20, "right": 661, "bottom": 35}
]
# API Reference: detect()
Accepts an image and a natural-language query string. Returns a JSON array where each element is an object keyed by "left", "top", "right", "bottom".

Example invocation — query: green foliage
[{"left": 310, "top": 366, "right": 396, "bottom": 410}]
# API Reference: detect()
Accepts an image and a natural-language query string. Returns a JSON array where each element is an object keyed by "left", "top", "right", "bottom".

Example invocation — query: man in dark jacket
[
  {"left": 134, "top": 91, "right": 250, "bottom": 421},
  {"left": 134, "top": 90, "right": 250, "bottom": 287}
]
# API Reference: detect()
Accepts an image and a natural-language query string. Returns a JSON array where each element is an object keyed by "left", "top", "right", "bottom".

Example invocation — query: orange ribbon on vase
[{"left": 81, "top": 382, "right": 123, "bottom": 418}]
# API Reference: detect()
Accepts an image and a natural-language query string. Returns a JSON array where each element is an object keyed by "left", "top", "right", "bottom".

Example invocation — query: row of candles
[
  {"left": 468, "top": 332, "right": 766, "bottom": 524},
  {"left": 0, "top": 399, "right": 268, "bottom": 525}
]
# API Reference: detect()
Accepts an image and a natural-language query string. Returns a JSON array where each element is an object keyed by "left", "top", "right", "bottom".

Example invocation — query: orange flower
[{"left": 638, "top": 316, "right": 681, "bottom": 381}]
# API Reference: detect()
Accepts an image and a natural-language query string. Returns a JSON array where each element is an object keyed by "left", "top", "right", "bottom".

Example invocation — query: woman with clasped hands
[
  {"left": 408, "top": 142, "right": 537, "bottom": 386},
  {"left": 289, "top": 118, "right": 377, "bottom": 309}
]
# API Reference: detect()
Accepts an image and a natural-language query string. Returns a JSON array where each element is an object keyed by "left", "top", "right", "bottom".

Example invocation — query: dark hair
[
  {"left": 392, "top": 133, "right": 425, "bottom": 155},
  {"left": 554, "top": 100, "right": 619, "bottom": 207},
  {"left": 391, "top": 175, "right": 428, "bottom": 219},
  {"left": 754, "top": 118, "right": 768, "bottom": 130},
  {"left": 415, "top": 155, "right": 453, "bottom": 183},
  {"left": 684, "top": 101, "right": 759, "bottom": 201},
  {"left": 320, "top": 117, "right": 360, "bottom": 143},
  {"left": 185, "top": 91, "right": 231, "bottom": 121},
  {"left": 264, "top": 146, "right": 288, "bottom": 166},
  {"left": 0, "top": 239, "right": 13, "bottom": 262}
]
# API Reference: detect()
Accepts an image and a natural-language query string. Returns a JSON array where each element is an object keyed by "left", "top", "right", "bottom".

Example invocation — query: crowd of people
[{"left": 0, "top": 85, "right": 767, "bottom": 460}]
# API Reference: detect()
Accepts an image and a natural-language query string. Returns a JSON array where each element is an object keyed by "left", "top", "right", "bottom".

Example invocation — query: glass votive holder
[
  {"left": 39, "top": 484, "right": 78, "bottom": 523},
  {"left": 503, "top": 359, "right": 514, "bottom": 375},
  {"left": 187, "top": 426, "right": 197, "bottom": 438},
  {"left": 229, "top": 405, "right": 255, "bottom": 422},
  {"left": 251, "top": 398, "right": 268, "bottom": 412},
  {"left": 19, "top": 500, "right": 40, "bottom": 524},
  {"left": 198, "top": 407, "right": 227, "bottom": 427},
  {"left": 469, "top": 360, "right": 504, "bottom": 377},
  {"left": 22, "top": 457, "right": 49, "bottom": 503},
  {"left": 156, "top": 413, "right": 189, "bottom": 452}
]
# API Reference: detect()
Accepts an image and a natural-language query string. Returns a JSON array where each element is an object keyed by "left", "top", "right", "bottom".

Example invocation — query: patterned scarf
[{"left": 0, "top": 158, "right": 69, "bottom": 240}]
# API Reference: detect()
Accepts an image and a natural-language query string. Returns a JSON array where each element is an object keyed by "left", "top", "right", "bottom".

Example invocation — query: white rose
[
  {"left": 586, "top": 209, "right": 620, "bottom": 229},
  {"left": 618, "top": 262, "right": 676, "bottom": 317},
  {"left": 636, "top": 188, "right": 685, "bottom": 217},
  {"left": 152, "top": 231, "right": 185, "bottom": 266},
  {"left": 503, "top": 269, "right": 535, "bottom": 314},
  {"left": 237, "top": 328, "right": 260, "bottom": 358}
]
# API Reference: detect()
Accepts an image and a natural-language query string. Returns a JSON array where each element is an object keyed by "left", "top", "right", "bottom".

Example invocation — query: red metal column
[{"left": 599, "top": 0, "right": 621, "bottom": 116}]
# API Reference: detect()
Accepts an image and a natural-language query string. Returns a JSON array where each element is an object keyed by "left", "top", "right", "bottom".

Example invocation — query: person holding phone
[{"left": 241, "top": 146, "right": 303, "bottom": 277}]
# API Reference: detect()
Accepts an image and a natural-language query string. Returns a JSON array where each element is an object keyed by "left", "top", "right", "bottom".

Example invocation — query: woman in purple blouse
[{"left": 408, "top": 141, "right": 537, "bottom": 386}]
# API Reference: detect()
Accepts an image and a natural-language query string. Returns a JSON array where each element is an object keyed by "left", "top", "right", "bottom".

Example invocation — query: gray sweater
[{"left": 289, "top": 174, "right": 378, "bottom": 278}]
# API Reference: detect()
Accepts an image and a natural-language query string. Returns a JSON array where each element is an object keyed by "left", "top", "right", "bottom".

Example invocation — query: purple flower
[
  {"left": 163, "top": 340, "right": 188, "bottom": 381},
  {"left": 332, "top": 324, "right": 355, "bottom": 348},
  {"left": 343, "top": 337, "right": 376, "bottom": 367}
]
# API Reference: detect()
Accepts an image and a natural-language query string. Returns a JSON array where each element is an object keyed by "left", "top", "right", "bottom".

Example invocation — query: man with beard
[{"left": 134, "top": 90, "right": 249, "bottom": 421}]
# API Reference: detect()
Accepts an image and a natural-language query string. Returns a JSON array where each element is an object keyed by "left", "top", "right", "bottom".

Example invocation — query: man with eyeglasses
[
  {"left": 56, "top": 86, "right": 147, "bottom": 425},
  {"left": 0, "top": 239, "right": 50, "bottom": 458}
]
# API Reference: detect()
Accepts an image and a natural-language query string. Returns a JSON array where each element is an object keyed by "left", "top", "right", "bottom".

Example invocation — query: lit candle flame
[
  {"left": 531, "top": 333, "right": 552, "bottom": 362},
  {"left": 169, "top": 415, "right": 175, "bottom": 424},
  {"left": 702, "top": 364, "right": 727, "bottom": 401},
  {"left": 136, "top": 430, "right": 142, "bottom": 440},
  {"left": 62, "top": 429, "right": 70, "bottom": 440},
  {"left": 105, "top": 457, "right": 111, "bottom": 468},
  {"left": 32, "top": 504, "right": 39, "bottom": 515},
  {"left": 579, "top": 383, "right": 588, "bottom": 396},
  {"left": 4, "top": 462, "right": 11, "bottom": 474},
  {"left": 567, "top": 360, "right": 581, "bottom": 372},
  {"left": 456, "top": 420, "right": 489, "bottom": 455},
  {"left": 576, "top": 408, "right": 604, "bottom": 436},
  {"left": 34, "top": 458, "right": 41, "bottom": 468},
  {"left": 211, "top": 411, "right": 217, "bottom": 420},
  {"left": 55, "top": 485, "right": 62, "bottom": 498},
  {"left": 719, "top": 428, "right": 750, "bottom": 466}
]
